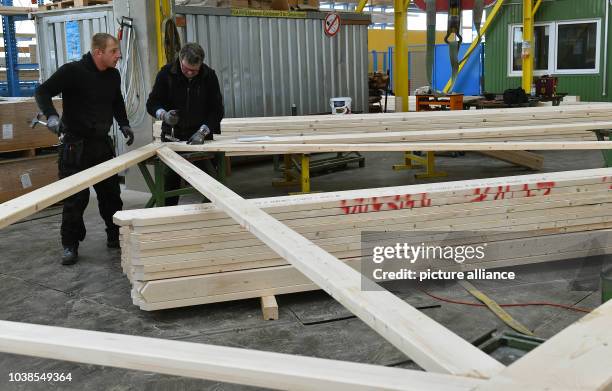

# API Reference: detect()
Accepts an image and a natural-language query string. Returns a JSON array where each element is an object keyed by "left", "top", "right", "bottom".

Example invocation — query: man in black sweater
[
  {"left": 146, "top": 42, "right": 224, "bottom": 206},
  {"left": 35, "top": 33, "right": 134, "bottom": 265}
]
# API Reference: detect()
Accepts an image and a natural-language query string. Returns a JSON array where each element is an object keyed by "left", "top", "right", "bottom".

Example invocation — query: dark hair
[
  {"left": 179, "top": 43, "right": 205, "bottom": 66},
  {"left": 91, "top": 33, "right": 118, "bottom": 51}
]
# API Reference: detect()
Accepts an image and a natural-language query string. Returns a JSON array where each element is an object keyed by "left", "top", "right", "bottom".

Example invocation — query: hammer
[{"left": 29, "top": 112, "right": 47, "bottom": 128}]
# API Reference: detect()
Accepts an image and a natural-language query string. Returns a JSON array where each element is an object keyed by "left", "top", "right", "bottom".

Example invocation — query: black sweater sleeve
[
  {"left": 206, "top": 70, "right": 224, "bottom": 134},
  {"left": 112, "top": 75, "right": 130, "bottom": 128},
  {"left": 34, "top": 63, "right": 73, "bottom": 118},
  {"left": 146, "top": 69, "right": 169, "bottom": 118}
]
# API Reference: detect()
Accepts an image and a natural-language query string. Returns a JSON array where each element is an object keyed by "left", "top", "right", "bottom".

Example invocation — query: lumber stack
[
  {"left": 215, "top": 104, "right": 612, "bottom": 141},
  {"left": 115, "top": 168, "right": 612, "bottom": 310},
  {"left": 158, "top": 104, "right": 612, "bottom": 170}
]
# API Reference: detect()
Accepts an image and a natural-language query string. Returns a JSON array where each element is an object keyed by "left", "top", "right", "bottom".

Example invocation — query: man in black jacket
[
  {"left": 146, "top": 42, "right": 224, "bottom": 206},
  {"left": 35, "top": 33, "right": 134, "bottom": 265}
]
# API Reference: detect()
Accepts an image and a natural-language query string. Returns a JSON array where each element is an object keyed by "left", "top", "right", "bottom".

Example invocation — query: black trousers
[
  {"left": 59, "top": 136, "right": 123, "bottom": 247},
  {"left": 163, "top": 158, "right": 217, "bottom": 206}
]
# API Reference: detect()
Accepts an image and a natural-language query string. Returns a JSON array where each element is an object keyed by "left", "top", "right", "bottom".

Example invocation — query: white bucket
[{"left": 330, "top": 97, "right": 352, "bottom": 114}]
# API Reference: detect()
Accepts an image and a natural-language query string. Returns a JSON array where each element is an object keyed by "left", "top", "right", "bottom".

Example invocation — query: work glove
[
  {"left": 156, "top": 109, "right": 179, "bottom": 126},
  {"left": 120, "top": 125, "right": 134, "bottom": 146},
  {"left": 46, "top": 115, "right": 60, "bottom": 135},
  {"left": 187, "top": 124, "right": 211, "bottom": 145}
]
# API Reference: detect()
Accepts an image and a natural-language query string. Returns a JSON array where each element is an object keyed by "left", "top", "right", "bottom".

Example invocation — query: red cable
[{"left": 419, "top": 289, "right": 593, "bottom": 314}]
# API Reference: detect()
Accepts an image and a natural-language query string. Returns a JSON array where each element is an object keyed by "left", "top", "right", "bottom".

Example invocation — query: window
[
  {"left": 510, "top": 24, "right": 551, "bottom": 73},
  {"left": 508, "top": 19, "right": 600, "bottom": 76},
  {"left": 556, "top": 21, "right": 599, "bottom": 72}
]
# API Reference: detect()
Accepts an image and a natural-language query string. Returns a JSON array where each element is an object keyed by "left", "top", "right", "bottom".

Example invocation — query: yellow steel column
[
  {"left": 522, "top": 0, "right": 534, "bottom": 92},
  {"left": 356, "top": 0, "right": 368, "bottom": 13},
  {"left": 301, "top": 154, "right": 311, "bottom": 193},
  {"left": 155, "top": 0, "right": 172, "bottom": 69},
  {"left": 533, "top": 0, "right": 542, "bottom": 16},
  {"left": 394, "top": 0, "right": 409, "bottom": 112}
]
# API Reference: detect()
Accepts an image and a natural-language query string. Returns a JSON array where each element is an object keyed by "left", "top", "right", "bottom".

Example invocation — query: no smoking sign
[{"left": 324, "top": 12, "right": 340, "bottom": 37}]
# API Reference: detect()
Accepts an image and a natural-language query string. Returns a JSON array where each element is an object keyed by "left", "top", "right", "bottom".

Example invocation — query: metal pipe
[{"left": 603, "top": 0, "right": 609, "bottom": 96}]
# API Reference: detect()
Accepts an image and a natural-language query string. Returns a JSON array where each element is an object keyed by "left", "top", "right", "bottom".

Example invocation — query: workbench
[{"left": 137, "top": 151, "right": 226, "bottom": 207}]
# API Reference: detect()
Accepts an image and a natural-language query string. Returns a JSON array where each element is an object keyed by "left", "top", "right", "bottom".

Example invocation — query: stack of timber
[
  {"left": 162, "top": 104, "right": 612, "bottom": 170},
  {"left": 115, "top": 167, "right": 612, "bottom": 310},
  {"left": 216, "top": 104, "right": 612, "bottom": 141},
  {"left": 0, "top": 98, "right": 62, "bottom": 203}
]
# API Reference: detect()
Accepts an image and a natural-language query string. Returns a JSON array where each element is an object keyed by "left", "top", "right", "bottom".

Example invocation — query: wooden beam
[
  {"left": 0, "top": 144, "right": 159, "bottom": 229},
  {"left": 0, "top": 6, "right": 36, "bottom": 16},
  {"left": 155, "top": 146, "right": 504, "bottom": 378},
  {"left": 479, "top": 151, "right": 544, "bottom": 170},
  {"left": 261, "top": 295, "right": 279, "bottom": 320},
  {"left": 170, "top": 141, "right": 612, "bottom": 154},
  {"left": 476, "top": 299, "right": 612, "bottom": 390},
  {"left": 0, "top": 320, "right": 487, "bottom": 391}
]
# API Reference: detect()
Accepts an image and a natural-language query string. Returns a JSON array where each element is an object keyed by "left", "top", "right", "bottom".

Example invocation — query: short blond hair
[{"left": 91, "top": 33, "right": 118, "bottom": 51}]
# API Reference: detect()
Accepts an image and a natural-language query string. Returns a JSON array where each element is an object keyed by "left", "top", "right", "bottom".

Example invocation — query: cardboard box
[
  {"left": 0, "top": 154, "right": 58, "bottom": 203},
  {"left": 0, "top": 98, "right": 63, "bottom": 153}
]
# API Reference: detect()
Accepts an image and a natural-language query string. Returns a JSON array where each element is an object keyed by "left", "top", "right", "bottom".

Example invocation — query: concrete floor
[{"left": 0, "top": 149, "right": 609, "bottom": 390}]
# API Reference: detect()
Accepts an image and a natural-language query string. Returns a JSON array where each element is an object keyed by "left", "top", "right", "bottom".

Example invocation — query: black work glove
[
  {"left": 47, "top": 115, "right": 60, "bottom": 135},
  {"left": 120, "top": 125, "right": 134, "bottom": 146},
  {"left": 156, "top": 109, "right": 179, "bottom": 126},
  {"left": 188, "top": 124, "right": 211, "bottom": 145}
]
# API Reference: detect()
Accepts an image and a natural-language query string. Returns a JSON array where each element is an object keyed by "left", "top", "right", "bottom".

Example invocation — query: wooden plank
[
  {"left": 476, "top": 299, "right": 612, "bottom": 391},
  {"left": 156, "top": 146, "right": 505, "bottom": 378},
  {"left": 479, "top": 151, "right": 544, "bottom": 170},
  {"left": 0, "top": 144, "right": 159, "bottom": 229},
  {"left": 261, "top": 295, "right": 279, "bottom": 320},
  {"left": 217, "top": 104, "right": 612, "bottom": 126},
  {"left": 183, "top": 122, "right": 612, "bottom": 144},
  {"left": 0, "top": 320, "right": 486, "bottom": 391},
  {"left": 172, "top": 141, "right": 612, "bottom": 154},
  {"left": 0, "top": 6, "right": 36, "bottom": 15}
]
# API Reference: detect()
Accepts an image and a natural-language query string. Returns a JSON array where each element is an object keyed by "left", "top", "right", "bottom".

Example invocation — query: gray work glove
[
  {"left": 120, "top": 125, "right": 134, "bottom": 146},
  {"left": 47, "top": 115, "right": 60, "bottom": 135},
  {"left": 188, "top": 124, "right": 211, "bottom": 145},
  {"left": 156, "top": 109, "right": 179, "bottom": 126}
]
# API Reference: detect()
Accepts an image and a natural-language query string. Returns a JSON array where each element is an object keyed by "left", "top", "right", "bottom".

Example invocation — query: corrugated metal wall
[
  {"left": 408, "top": 45, "right": 427, "bottom": 94},
  {"left": 34, "top": 5, "right": 114, "bottom": 82},
  {"left": 485, "top": 0, "right": 610, "bottom": 101},
  {"left": 179, "top": 8, "right": 369, "bottom": 117}
]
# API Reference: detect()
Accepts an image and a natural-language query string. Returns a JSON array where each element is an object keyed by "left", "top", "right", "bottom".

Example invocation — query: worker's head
[
  {"left": 90, "top": 33, "right": 121, "bottom": 71},
  {"left": 178, "top": 43, "right": 205, "bottom": 79}
]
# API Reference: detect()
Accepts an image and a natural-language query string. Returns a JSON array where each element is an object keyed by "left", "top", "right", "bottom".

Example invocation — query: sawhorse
[
  {"left": 138, "top": 151, "right": 226, "bottom": 207},
  {"left": 393, "top": 94, "right": 463, "bottom": 178},
  {"left": 591, "top": 129, "right": 612, "bottom": 167},
  {"left": 273, "top": 152, "right": 365, "bottom": 194}
]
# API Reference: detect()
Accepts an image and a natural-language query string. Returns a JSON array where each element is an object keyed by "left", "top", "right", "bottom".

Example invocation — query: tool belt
[{"left": 58, "top": 135, "right": 84, "bottom": 178}]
